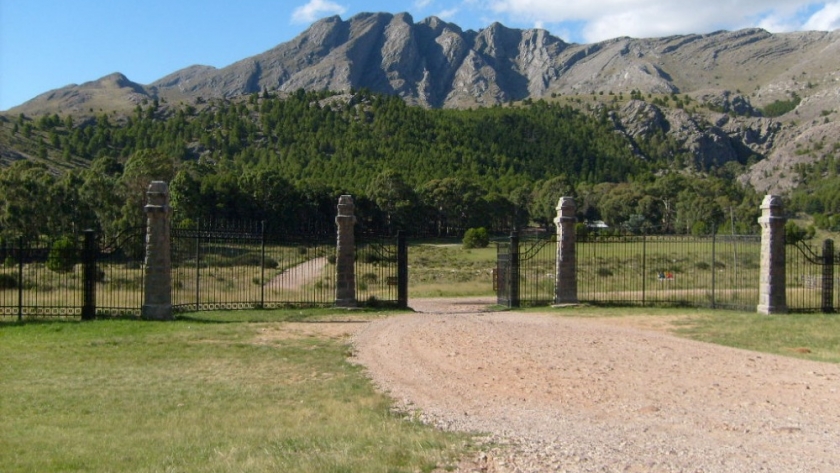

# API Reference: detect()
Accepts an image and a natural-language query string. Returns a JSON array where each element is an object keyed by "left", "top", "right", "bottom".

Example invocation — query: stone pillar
[
  {"left": 554, "top": 196, "right": 578, "bottom": 304},
  {"left": 335, "top": 195, "right": 357, "bottom": 307},
  {"left": 142, "top": 181, "right": 173, "bottom": 320},
  {"left": 757, "top": 194, "right": 787, "bottom": 314}
]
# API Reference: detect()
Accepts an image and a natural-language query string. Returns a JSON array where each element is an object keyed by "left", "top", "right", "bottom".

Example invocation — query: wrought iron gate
[
  {"left": 495, "top": 232, "right": 556, "bottom": 308},
  {"left": 787, "top": 238, "right": 839, "bottom": 313},
  {"left": 355, "top": 231, "right": 407, "bottom": 308}
]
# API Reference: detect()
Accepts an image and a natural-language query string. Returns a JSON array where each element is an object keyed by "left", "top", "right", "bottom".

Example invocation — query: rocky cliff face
[{"left": 7, "top": 12, "right": 840, "bottom": 194}]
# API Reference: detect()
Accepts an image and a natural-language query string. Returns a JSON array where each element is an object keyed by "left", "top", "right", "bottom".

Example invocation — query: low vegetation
[
  {"left": 547, "top": 305, "right": 840, "bottom": 363},
  {"left": 760, "top": 93, "right": 801, "bottom": 117},
  {"left": 0, "top": 310, "right": 471, "bottom": 473}
]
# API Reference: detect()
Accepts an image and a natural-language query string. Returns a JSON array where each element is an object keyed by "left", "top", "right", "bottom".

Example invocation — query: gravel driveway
[{"left": 352, "top": 298, "right": 840, "bottom": 472}]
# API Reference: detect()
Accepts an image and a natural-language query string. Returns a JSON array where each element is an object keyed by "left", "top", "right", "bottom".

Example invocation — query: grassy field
[
  {"left": 407, "top": 242, "right": 497, "bottom": 298},
  {"left": 0, "top": 309, "right": 471, "bottom": 473},
  {"left": 547, "top": 305, "right": 840, "bottom": 364}
]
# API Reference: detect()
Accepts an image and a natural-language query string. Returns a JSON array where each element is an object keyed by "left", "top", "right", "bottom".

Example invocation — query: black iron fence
[
  {"left": 577, "top": 233, "right": 761, "bottom": 310},
  {"left": 787, "top": 239, "right": 840, "bottom": 313},
  {"left": 170, "top": 223, "right": 408, "bottom": 312},
  {"left": 355, "top": 232, "right": 407, "bottom": 307},
  {"left": 2, "top": 221, "right": 408, "bottom": 319},
  {"left": 171, "top": 222, "right": 335, "bottom": 312},
  {"left": 496, "top": 231, "right": 762, "bottom": 310},
  {"left": 0, "top": 230, "right": 146, "bottom": 320},
  {"left": 496, "top": 232, "right": 556, "bottom": 307}
]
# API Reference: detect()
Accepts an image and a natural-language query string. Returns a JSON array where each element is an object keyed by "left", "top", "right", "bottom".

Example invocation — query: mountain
[
  {"left": 4, "top": 12, "right": 840, "bottom": 194},
  {"left": 13, "top": 12, "right": 840, "bottom": 112}
]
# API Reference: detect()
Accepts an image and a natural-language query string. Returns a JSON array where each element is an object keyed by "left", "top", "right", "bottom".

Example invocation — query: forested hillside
[{"left": 0, "top": 89, "right": 761, "bottom": 242}]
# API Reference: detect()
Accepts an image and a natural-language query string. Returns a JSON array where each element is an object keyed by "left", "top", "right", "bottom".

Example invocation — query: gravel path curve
[{"left": 352, "top": 298, "right": 840, "bottom": 472}]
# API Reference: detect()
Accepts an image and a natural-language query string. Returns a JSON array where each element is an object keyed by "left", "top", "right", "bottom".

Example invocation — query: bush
[
  {"left": 463, "top": 227, "right": 489, "bottom": 249},
  {"left": 761, "top": 94, "right": 801, "bottom": 117},
  {"left": 0, "top": 273, "right": 17, "bottom": 289},
  {"left": 47, "top": 237, "right": 78, "bottom": 273},
  {"left": 785, "top": 221, "right": 815, "bottom": 244}
]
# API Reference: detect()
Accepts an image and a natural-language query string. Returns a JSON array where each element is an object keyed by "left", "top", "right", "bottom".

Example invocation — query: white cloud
[
  {"left": 291, "top": 0, "right": 347, "bottom": 24},
  {"left": 436, "top": 8, "right": 459, "bottom": 20},
  {"left": 476, "top": 0, "right": 832, "bottom": 42},
  {"left": 803, "top": 1, "right": 840, "bottom": 30},
  {"left": 415, "top": 0, "right": 434, "bottom": 8}
]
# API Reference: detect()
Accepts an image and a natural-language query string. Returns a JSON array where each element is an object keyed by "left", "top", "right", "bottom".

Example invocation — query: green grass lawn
[
  {"left": 546, "top": 305, "right": 840, "bottom": 364},
  {"left": 0, "top": 310, "right": 470, "bottom": 473}
]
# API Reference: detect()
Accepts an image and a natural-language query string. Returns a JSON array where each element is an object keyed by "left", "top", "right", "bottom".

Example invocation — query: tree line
[{"left": 0, "top": 89, "right": 762, "bottom": 243}]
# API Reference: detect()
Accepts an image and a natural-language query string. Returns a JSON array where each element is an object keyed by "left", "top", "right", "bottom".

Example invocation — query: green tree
[
  {"left": 462, "top": 227, "right": 489, "bottom": 248},
  {"left": 529, "top": 175, "right": 574, "bottom": 230},
  {"left": 47, "top": 236, "right": 78, "bottom": 273},
  {"left": 116, "top": 149, "right": 176, "bottom": 237},
  {"left": 366, "top": 170, "right": 419, "bottom": 232}
]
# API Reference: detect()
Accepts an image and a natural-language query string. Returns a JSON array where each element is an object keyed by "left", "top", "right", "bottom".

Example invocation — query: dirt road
[{"left": 352, "top": 298, "right": 840, "bottom": 472}]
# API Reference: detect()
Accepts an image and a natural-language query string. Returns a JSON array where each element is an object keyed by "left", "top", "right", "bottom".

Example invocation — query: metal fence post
[
  {"left": 397, "top": 231, "right": 408, "bottom": 309},
  {"left": 822, "top": 239, "right": 834, "bottom": 313},
  {"left": 642, "top": 233, "right": 647, "bottom": 306},
  {"left": 17, "top": 236, "right": 23, "bottom": 321},
  {"left": 260, "top": 220, "right": 266, "bottom": 309},
  {"left": 711, "top": 231, "right": 716, "bottom": 309},
  {"left": 510, "top": 231, "right": 520, "bottom": 308},
  {"left": 81, "top": 230, "right": 97, "bottom": 320}
]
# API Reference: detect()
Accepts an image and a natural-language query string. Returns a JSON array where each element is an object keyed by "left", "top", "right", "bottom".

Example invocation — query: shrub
[
  {"left": 762, "top": 94, "right": 801, "bottom": 117},
  {"left": 0, "top": 273, "right": 17, "bottom": 289},
  {"left": 785, "top": 221, "right": 814, "bottom": 243},
  {"left": 362, "top": 252, "right": 382, "bottom": 264},
  {"left": 463, "top": 227, "right": 489, "bottom": 249},
  {"left": 3, "top": 256, "right": 15, "bottom": 268},
  {"left": 47, "top": 237, "right": 78, "bottom": 273}
]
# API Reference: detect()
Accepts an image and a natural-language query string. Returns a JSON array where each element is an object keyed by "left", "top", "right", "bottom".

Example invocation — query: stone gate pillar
[
  {"left": 554, "top": 196, "right": 578, "bottom": 304},
  {"left": 142, "top": 181, "right": 173, "bottom": 320},
  {"left": 757, "top": 194, "right": 787, "bottom": 314},
  {"left": 335, "top": 195, "right": 357, "bottom": 307}
]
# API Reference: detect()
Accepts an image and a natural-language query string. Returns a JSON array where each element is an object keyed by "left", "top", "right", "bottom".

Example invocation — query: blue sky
[{"left": 2, "top": 0, "right": 839, "bottom": 111}]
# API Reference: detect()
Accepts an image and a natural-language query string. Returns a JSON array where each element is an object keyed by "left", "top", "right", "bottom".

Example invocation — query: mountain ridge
[
  {"left": 4, "top": 12, "right": 840, "bottom": 195},
  {"left": 10, "top": 12, "right": 839, "bottom": 114}
]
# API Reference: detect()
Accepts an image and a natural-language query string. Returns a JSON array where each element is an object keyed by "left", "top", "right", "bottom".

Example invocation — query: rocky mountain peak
[{"left": 5, "top": 12, "right": 840, "bottom": 196}]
